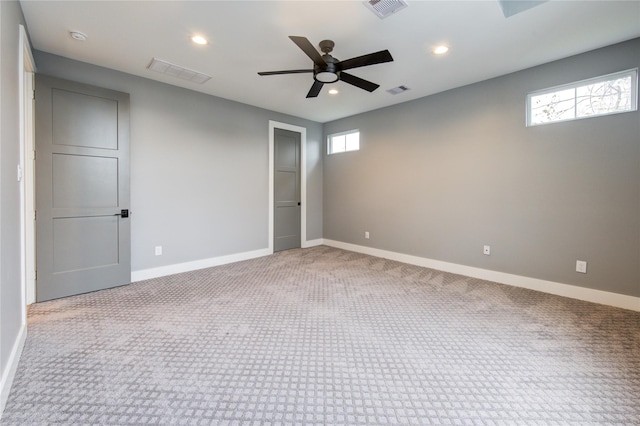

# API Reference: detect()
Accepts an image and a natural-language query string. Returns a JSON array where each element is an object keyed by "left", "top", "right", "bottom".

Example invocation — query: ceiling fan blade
[
  {"left": 289, "top": 36, "right": 327, "bottom": 67},
  {"left": 258, "top": 69, "right": 313, "bottom": 76},
  {"left": 339, "top": 50, "right": 393, "bottom": 71},
  {"left": 306, "top": 81, "right": 324, "bottom": 98},
  {"left": 340, "top": 72, "right": 380, "bottom": 92}
]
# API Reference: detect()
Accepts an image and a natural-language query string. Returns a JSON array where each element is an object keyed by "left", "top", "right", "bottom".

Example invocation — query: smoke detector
[{"left": 364, "top": 0, "right": 409, "bottom": 19}]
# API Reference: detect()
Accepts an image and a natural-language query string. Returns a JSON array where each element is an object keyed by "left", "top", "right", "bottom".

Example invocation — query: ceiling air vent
[
  {"left": 147, "top": 58, "right": 211, "bottom": 84},
  {"left": 498, "top": 0, "right": 547, "bottom": 18},
  {"left": 364, "top": 0, "right": 408, "bottom": 19},
  {"left": 387, "top": 85, "right": 410, "bottom": 95}
]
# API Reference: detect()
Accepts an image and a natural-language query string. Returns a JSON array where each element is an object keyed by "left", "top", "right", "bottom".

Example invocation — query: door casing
[
  {"left": 268, "top": 121, "right": 306, "bottom": 253},
  {"left": 19, "top": 25, "right": 36, "bottom": 310}
]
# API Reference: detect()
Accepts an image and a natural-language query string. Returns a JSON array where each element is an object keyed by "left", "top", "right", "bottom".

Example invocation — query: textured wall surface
[
  {"left": 34, "top": 51, "right": 323, "bottom": 272},
  {"left": 324, "top": 38, "right": 640, "bottom": 297}
]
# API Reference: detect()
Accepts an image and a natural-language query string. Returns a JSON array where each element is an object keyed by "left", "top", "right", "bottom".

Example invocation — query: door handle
[
  {"left": 298, "top": 202, "right": 301, "bottom": 206},
  {"left": 114, "top": 209, "right": 130, "bottom": 218}
]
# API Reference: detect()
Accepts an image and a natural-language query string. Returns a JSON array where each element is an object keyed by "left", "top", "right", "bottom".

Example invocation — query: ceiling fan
[{"left": 258, "top": 36, "right": 394, "bottom": 98}]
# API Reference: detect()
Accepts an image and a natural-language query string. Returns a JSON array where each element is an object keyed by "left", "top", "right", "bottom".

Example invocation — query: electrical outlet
[
  {"left": 155, "top": 246, "right": 163, "bottom": 256},
  {"left": 483, "top": 245, "right": 491, "bottom": 255},
  {"left": 365, "top": 231, "right": 370, "bottom": 239},
  {"left": 576, "top": 260, "right": 587, "bottom": 274}
]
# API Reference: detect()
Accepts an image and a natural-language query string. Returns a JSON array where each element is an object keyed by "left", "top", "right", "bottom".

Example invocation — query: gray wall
[
  {"left": 33, "top": 51, "right": 323, "bottom": 273},
  {"left": 324, "top": 38, "right": 640, "bottom": 298},
  {"left": 0, "top": 0, "right": 27, "bottom": 393}
]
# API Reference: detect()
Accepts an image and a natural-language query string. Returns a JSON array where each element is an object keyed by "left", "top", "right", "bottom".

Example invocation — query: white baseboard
[
  {"left": 132, "top": 239, "right": 326, "bottom": 283},
  {"left": 131, "top": 248, "right": 272, "bottom": 282},
  {"left": 0, "top": 323, "right": 27, "bottom": 417},
  {"left": 130, "top": 240, "right": 638, "bottom": 311},
  {"left": 323, "top": 239, "right": 640, "bottom": 312},
  {"left": 302, "top": 238, "right": 324, "bottom": 248}
]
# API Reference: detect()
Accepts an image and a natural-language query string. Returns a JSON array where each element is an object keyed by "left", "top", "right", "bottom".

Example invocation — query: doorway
[
  {"left": 268, "top": 121, "right": 306, "bottom": 253},
  {"left": 274, "top": 128, "right": 301, "bottom": 252}
]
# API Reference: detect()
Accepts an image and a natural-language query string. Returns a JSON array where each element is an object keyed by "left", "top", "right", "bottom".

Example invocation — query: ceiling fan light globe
[{"left": 315, "top": 71, "right": 339, "bottom": 83}]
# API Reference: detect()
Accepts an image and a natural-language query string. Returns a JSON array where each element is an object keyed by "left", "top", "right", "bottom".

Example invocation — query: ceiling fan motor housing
[{"left": 314, "top": 54, "right": 340, "bottom": 83}]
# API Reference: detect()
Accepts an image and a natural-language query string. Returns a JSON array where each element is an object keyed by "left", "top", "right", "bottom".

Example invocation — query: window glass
[
  {"left": 332, "top": 135, "right": 346, "bottom": 153},
  {"left": 527, "top": 69, "right": 637, "bottom": 126},
  {"left": 345, "top": 132, "right": 359, "bottom": 151},
  {"left": 530, "top": 88, "right": 575, "bottom": 124},
  {"left": 576, "top": 75, "right": 633, "bottom": 118},
  {"left": 328, "top": 130, "right": 359, "bottom": 154}
]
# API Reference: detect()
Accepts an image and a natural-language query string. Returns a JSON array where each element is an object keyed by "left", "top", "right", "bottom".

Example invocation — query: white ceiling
[{"left": 20, "top": 1, "right": 640, "bottom": 123}]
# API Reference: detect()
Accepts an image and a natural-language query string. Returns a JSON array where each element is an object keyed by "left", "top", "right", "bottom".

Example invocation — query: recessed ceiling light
[
  {"left": 69, "top": 31, "right": 88, "bottom": 42},
  {"left": 433, "top": 45, "right": 449, "bottom": 55},
  {"left": 328, "top": 88, "right": 339, "bottom": 95},
  {"left": 191, "top": 35, "right": 208, "bottom": 45}
]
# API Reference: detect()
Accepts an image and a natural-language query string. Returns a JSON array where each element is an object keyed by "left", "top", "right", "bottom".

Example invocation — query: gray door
[
  {"left": 35, "top": 75, "right": 130, "bottom": 302},
  {"left": 274, "top": 128, "right": 301, "bottom": 252}
]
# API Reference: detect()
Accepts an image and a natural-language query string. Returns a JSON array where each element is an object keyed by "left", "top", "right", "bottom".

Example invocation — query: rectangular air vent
[
  {"left": 498, "top": 0, "right": 547, "bottom": 18},
  {"left": 364, "top": 0, "right": 408, "bottom": 19},
  {"left": 387, "top": 85, "right": 410, "bottom": 95},
  {"left": 147, "top": 58, "right": 211, "bottom": 84}
]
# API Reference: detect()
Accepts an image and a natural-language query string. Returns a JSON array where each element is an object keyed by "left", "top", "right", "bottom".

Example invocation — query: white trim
[
  {"left": 131, "top": 248, "right": 271, "bottom": 282},
  {"left": 19, "top": 26, "right": 35, "bottom": 71},
  {"left": 131, "top": 239, "right": 327, "bottom": 282},
  {"left": 302, "top": 238, "right": 324, "bottom": 248},
  {"left": 19, "top": 25, "right": 36, "bottom": 309},
  {"left": 0, "top": 324, "right": 27, "bottom": 415},
  {"left": 323, "top": 239, "right": 640, "bottom": 312},
  {"left": 268, "top": 121, "right": 307, "bottom": 252}
]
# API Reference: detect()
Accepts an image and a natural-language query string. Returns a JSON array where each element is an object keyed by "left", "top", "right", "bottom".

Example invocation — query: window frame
[
  {"left": 327, "top": 129, "right": 360, "bottom": 155},
  {"left": 526, "top": 68, "right": 638, "bottom": 127}
]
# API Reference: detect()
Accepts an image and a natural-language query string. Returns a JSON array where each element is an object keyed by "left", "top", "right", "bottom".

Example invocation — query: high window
[
  {"left": 527, "top": 69, "right": 637, "bottom": 126},
  {"left": 328, "top": 130, "right": 360, "bottom": 154}
]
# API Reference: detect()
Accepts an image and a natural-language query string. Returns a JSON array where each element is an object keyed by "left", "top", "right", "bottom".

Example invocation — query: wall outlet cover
[{"left": 576, "top": 260, "right": 587, "bottom": 273}]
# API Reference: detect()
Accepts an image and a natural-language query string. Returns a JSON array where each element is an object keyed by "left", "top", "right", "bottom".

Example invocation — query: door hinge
[
  {"left": 34, "top": 210, "right": 37, "bottom": 220},
  {"left": 32, "top": 89, "right": 35, "bottom": 100}
]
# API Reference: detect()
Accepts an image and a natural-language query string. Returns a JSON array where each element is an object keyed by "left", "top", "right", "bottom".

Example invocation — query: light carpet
[{"left": 2, "top": 246, "right": 639, "bottom": 425}]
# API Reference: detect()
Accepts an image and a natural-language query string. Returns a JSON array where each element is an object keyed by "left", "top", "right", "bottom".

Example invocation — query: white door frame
[
  {"left": 19, "top": 24, "right": 36, "bottom": 310},
  {"left": 268, "top": 121, "right": 306, "bottom": 253}
]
